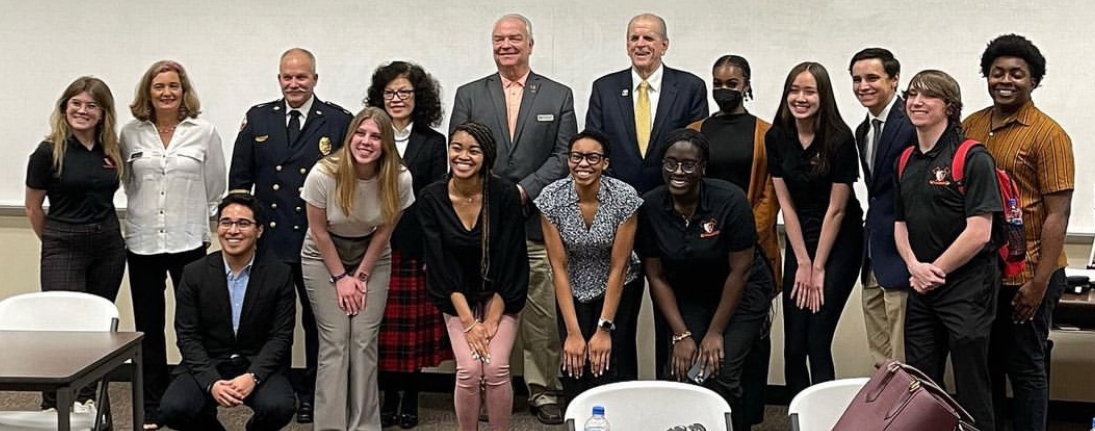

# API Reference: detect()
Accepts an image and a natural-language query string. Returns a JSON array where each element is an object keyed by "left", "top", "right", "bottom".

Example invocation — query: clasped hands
[
  {"left": 790, "top": 262, "right": 825, "bottom": 313},
  {"left": 670, "top": 333, "right": 723, "bottom": 382},
  {"left": 464, "top": 318, "right": 499, "bottom": 364},
  {"left": 210, "top": 373, "right": 257, "bottom": 407},
  {"left": 908, "top": 261, "right": 946, "bottom": 293},
  {"left": 336, "top": 270, "right": 370, "bottom": 315}
]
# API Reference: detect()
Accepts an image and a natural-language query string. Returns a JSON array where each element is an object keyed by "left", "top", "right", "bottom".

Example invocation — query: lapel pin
[
  {"left": 621, "top": 89, "right": 629, "bottom": 97},
  {"left": 530, "top": 83, "right": 539, "bottom": 94},
  {"left": 316, "top": 109, "right": 323, "bottom": 116}
]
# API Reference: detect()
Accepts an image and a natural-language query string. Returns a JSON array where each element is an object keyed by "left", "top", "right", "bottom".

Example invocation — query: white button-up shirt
[
  {"left": 120, "top": 117, "right": 227, "bottom": 254},
  {"left": 631, "top": 64, "right": 664, "bottom": 125}
]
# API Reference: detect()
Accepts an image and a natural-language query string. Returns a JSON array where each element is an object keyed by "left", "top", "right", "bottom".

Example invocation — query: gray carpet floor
[{"left": 2, "top": 384, "right": 1089, "bottom": 430}]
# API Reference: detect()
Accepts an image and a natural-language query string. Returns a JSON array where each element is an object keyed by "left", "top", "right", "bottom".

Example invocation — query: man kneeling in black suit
[{"left": 158, "top": 193, "right": 296, "bottom": 431}]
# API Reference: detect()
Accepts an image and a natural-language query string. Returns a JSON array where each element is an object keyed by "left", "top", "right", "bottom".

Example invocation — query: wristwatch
[
  {"left": 597, "top": 318, "right": 616, "bottom": 332},
  {"left": 329, "top": 272, "right": 349, "bottom": 283}
]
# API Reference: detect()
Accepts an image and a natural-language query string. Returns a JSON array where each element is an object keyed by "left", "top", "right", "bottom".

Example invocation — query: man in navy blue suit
[
  {"left": 586, "top": 13, "right": 707, "bottom": 381},
  {"left": 586, "top": 13, "right": 708, "bottom": 194},
  {"left": 228, "top": 47, "right": 352, "bottom": 424},
  {"left": 849, "top": 48, "right": 914, "bottom": 368}
]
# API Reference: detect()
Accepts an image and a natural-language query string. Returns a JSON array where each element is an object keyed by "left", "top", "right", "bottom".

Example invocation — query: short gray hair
[
  {"left": 628, "top": 13, "right": 668, "bottom": 39},
  {"left": 281, "top": 48, "right": 317, "bottom": 73},
  {"left": 496, "top": 13, "right": 534, "bottom": 41}
]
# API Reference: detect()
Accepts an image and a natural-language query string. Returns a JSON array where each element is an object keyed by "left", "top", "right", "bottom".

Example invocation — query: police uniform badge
[
  {"left": 319, "top": 136, "right": 332, "bottom": 155},
  {"left": 929, "top": 166, "right": 951, "bottom": 186}
]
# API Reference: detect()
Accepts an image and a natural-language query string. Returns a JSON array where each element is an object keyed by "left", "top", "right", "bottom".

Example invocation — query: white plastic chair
[
  {"left": 0, "top": 291, "right": 120, "bottom": 431},
  {"left": 564, "top": 380, "right": 733, "bottom": 431},
  {"left": 788, "top": 377, "right": 870, "bottom": 431}
]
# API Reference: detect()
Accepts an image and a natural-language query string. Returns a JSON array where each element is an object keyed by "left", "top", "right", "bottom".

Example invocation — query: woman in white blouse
[{"left": 119, "top": 60, "right": 226, "bottom": 430}]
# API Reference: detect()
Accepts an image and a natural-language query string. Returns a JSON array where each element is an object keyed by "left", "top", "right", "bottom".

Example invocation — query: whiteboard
[{"left": 3, "top": 0, "right": 1092, "bottom": 232}]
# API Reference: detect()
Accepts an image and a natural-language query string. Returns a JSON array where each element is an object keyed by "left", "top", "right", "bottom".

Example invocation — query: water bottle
[
  {"left": 584, "top": 405, "right": 610, "bottom": 431},
  {"left": 1006, "top": 198, "right": 1022, "bottom": 226}
]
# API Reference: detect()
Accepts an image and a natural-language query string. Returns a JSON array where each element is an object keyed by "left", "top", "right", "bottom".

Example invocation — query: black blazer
[
  {"left": 855, "top": 97, "right": 915, "bottom": 289},
  {"left": 391, "top": 124, "right": 447, "bottom": 259},
  {"left": 229, "top": 97, "right": 353, "bottom": 263},
  {"left": 586, "top": 66, "right": 708, "bottom": 193},
  {"left": 174, "top": 251, "right": 296, "bottom": 390}
]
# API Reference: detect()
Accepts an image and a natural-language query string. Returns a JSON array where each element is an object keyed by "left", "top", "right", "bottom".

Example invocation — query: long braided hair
[{"left": 450, "top": 122, "right": 499, "bottom": 291}]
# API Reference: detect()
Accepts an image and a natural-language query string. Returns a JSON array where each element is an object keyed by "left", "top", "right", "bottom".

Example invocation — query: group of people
[{"left": 23, "top": 10, "right": 1072, "bottom": 431}]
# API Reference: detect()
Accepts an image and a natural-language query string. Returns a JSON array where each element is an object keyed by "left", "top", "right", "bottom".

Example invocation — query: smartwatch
[{"left": 597, "top": 317, "right": 616, "bottom": 332}]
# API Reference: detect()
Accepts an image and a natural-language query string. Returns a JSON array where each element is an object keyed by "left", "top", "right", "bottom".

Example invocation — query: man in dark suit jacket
[
  {"left": 158, "top": 193, "right": 296, "bottom": 431},
  {"left": 586, "top": 13, "right": 707, "bottom": 382},
  {"left": 849, "top": 48, "right": 914, "bottom": 367},
  {"left": 228, "top": 47, "right": 351, "bottom": 423},
  {"left": 586, "top": 13, "right": 708, "bottom": 194},
  {"left": 449, "top": 14, "right": 576, "bottom": 424}
]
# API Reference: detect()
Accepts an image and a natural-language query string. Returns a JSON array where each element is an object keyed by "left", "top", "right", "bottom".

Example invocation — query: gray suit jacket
[{"left": 449, "top": 71, "right": 578, "bottom": 240}]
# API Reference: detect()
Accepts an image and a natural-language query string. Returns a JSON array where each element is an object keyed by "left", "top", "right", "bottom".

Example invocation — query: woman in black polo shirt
[
  {"left": 639, "top": 129, "right": 774, "bottom": 431},
  {"left": 765, "top": 62, "right": 863, "bottom": 397},
  {"left": 24, "top": 76, "right": 127, "bottom": 412}
]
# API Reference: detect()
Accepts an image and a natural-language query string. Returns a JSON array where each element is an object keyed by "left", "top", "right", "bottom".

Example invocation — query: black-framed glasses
[
  {"left": 662, "top": 158, "right": 701, "bottom": 174},
  {"left": 218, "top": 218, "right": 256, "bottom": 229},
  {"left": 382, "top": 89, "right": 415, "bottom": 100},
  {"left": 568, "top": 151, "right": 605, "bottom": 165}
]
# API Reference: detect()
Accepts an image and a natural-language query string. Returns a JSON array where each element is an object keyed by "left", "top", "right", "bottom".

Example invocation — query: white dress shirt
[
  {"left": 120, "top": 117, "right": 227, "bottom": 254},
  {"left": 631, "top": 64, "right": 664, "bottom": 125},
  {"left": 394, "top": 121, "right": 413, "bottom": 157},
  {"left": 864, "top": 94, "right": 899, "bottom": 172},
  {"left": 286, "top": 96, "right": 315, "bottom": 128}
]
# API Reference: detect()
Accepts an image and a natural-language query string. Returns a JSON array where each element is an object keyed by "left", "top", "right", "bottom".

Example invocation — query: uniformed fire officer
[{"left": 228, "top": 47, "right": 352, "bottom": 424}]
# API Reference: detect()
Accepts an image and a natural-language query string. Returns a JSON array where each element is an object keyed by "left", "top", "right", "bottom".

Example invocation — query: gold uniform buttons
[
  {"left": 300, "top": 168, "right": 307, "bottom": 175},
  {"left": 275, "top": 165, "right": 283, "bottom": 172},
  {"left": 269, "top": 221, "right": 277, "bottom": 228},
  {"left": 271, "top": 203, "right": 278, "bottom": 209},
  {"left": 272, "top": 184, "right": 280, "bottom": 191}
]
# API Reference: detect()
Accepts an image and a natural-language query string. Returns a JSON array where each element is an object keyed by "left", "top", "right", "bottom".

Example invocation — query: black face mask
[{"left": 713, "top": 88, "right": 744, "bottom": 113}]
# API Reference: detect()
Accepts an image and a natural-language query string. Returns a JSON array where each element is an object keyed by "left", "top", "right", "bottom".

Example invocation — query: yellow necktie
[{"left": 636, "top": 80, "right": 651, "bottom": 157}]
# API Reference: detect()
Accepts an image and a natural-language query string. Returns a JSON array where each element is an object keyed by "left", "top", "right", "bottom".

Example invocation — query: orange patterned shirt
[{"left": 963, "top": 100, "right": 1074, "bottom": 284}]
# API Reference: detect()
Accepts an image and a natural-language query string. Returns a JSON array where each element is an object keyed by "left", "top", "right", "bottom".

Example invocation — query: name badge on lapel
[
  {"left": 255, "top": 135, "right": 269, "bottom": 143},
  {"left": 319, "top": 136, "right": 332, "bottom": 155},
  {"left": 537, "top": 114, "right": 555, "bottom": 122}
]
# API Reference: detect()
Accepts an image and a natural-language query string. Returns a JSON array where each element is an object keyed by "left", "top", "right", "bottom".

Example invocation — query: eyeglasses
[
  {"left": 662, "top": 158, "right": 701, "bottom": 174},
  {"left": 567, "top": 152, "right": 605, "bottom": 165},
  {"left": 383, "top": 89, "right": 415, "bottom": 100},
  {"left": 68, "top": 99, "right": 101, "bottom": 112},
  {"left": 218, "top": 218, "right": 256, "bottom": 229}
]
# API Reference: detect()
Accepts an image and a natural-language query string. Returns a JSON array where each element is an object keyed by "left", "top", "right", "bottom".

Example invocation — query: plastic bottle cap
[{"left": 592, "top": 405, "right": 605, "bottom": 416}]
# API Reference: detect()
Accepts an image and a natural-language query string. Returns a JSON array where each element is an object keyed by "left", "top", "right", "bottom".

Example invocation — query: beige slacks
[{"left": 862, "top": 265, "right": 908, "bottom": 367}]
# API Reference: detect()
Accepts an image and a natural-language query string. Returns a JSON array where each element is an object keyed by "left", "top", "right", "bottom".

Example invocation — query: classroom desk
[
  {"left": 0, "top": 331, "right": 144, "bottom": 431},
  {"left": 1059, "top": 268, "right": 1095, "bottom": 330}
]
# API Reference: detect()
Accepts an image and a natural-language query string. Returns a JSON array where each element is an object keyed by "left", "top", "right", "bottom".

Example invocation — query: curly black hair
[
  {"left": 980, "top": 34, "right": 1046, "bottom": 86},
  {"left": 365, "top": 61, "right": 444, "bottom": 127}
]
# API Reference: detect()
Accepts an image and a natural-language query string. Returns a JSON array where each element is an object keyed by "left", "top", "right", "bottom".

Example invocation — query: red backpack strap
[
  {"left": 897, "top": 146, "right": 915, "bottom": 178},
  {"left": 951, "top": 139, "right": 983, "bottom": 183}
]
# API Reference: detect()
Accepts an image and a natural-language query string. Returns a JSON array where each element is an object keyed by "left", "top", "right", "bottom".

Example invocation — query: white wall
[{"left": 2, "top": 0, "right": 1093, "bottom": 230}]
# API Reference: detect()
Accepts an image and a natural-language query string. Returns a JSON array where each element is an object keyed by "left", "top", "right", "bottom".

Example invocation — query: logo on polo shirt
[
  {"left": 929, "top": 166, "right": 951, "bottom": 186},
  {"left": 700, "top": 218, "right": 720, "bottom": 238}
]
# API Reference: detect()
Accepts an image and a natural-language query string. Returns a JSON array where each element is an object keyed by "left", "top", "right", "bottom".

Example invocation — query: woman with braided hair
[{"left": 420, "top": 122, "right": 529, "bottom": 431}]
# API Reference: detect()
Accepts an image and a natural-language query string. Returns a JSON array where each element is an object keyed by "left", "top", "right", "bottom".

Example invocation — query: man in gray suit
[{"left": 449, "top": 13, "right": 577, "bottom": 425}]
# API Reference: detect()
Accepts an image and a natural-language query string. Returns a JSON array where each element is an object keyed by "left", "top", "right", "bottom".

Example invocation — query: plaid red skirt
[{"left": 378, "top": 250, "right": 452, "bottom": 372}]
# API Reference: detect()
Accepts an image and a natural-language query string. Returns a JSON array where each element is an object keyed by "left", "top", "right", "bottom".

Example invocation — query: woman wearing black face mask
[{"left": 687, "top": 55, "right": 779, "bottom": 431}]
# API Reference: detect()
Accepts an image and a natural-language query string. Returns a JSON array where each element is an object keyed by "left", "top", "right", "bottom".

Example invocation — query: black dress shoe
[
  {"left": 296, "top": 402, "right": 314, "bottom": 424},
  {"left": 399, "top": 413, "right": 419, "bottom": 429},
  {"left": 381, "top": 410, "right": 399, "bottom": 428},
  {"left": 531, "top": 403, "right": 564, "bottom": 425}
]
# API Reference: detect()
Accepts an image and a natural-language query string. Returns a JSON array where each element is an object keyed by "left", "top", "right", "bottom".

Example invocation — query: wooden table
[{"left": 0, "top": 331, "right": 143, "bottom": 431}]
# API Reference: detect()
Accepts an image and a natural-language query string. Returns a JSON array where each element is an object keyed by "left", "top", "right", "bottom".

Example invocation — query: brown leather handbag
[{"left": 833, "top": 361, "right": 980, "bottom": 431}]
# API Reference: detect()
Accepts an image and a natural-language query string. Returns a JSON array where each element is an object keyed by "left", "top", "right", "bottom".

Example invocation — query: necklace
[
  {"left": 449, "top": 183, "right": 479, "bottom": 204},
  {"left": 157, "top": 125, "right": 176, "bottom": 134}
]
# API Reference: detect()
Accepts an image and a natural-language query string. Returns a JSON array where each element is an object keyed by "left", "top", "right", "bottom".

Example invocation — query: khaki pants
[
  {"left": 518, "top": 240, "right": 562, "bottom": 406},
  {"left": 862, "top": 266, "right": 908, "bottom": 367},
  {"left": 302, "top": 234, "right": 391, "bottom": 431}
]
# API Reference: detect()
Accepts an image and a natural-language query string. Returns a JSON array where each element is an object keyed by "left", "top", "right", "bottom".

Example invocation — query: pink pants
[{"left": 444, "top": 313, "right": 519, "bottom": 431}]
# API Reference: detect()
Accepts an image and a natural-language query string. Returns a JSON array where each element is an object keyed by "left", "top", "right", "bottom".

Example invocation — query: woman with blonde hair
[
  {"left": 301, "top": 106, "right": 414, "bottom": 430},
  {"left": 119, "top": 60, "right": 225, "bottom": 429},
  {"left": 25, "top": 76, "right": 126, "bottom": 413}
]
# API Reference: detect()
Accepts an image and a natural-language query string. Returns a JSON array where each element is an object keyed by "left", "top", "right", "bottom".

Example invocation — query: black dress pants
[
  {"left": 555, "top": 278, "right": 642, "bottom": 401},
  {"left": 781, "top": 221, "right": 862, "bottom": 397},
  {"left": 905, "top": 256, "right": 998, "bottom": 431},
  {"left": 126, "top": 246, "right": 206, "bottom": 422},
  {"left": 39, "top": 217, "right": 126, "bottom": 409},
  {"left": 989, "top": 268, "right": 1066, "bottom": 431},
  {"left": 159, "top": 364, "right": 295, "bottom": 431}
]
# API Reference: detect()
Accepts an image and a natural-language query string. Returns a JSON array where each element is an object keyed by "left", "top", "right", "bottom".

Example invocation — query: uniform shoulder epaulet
[{"left": 322, "top": 100, "right": 352, "bottom": 117}]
